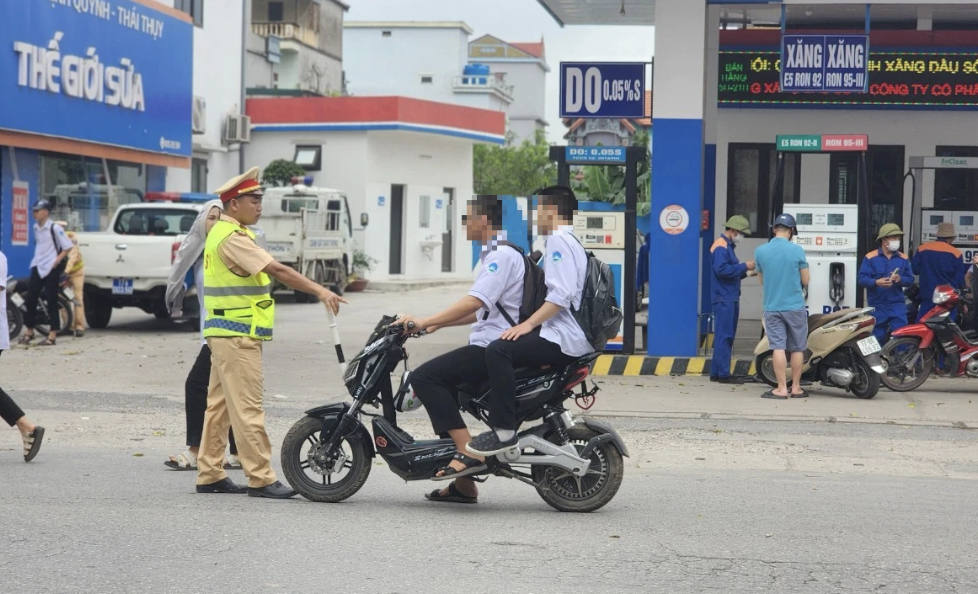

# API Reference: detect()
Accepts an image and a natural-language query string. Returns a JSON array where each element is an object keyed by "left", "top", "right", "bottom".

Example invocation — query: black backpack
[
  {"left": 495, "top": 241, "right": 547, "bottom": 327},
  {"left": 569, "top": 236, "right": 623, "bottom": 351}
]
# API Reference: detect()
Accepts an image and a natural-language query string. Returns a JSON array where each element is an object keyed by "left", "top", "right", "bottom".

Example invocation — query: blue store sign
[
  {"left": 0, "top": 0, "right": 193, "bottom": 157},
  {"left": 781, "top": 35, "right": 869, "bottom": 93},
  {"left": 560, "top": 62, "right": 646, "bottom": 118}
]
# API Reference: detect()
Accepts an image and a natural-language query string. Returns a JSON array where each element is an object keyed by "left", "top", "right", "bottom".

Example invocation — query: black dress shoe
[
  {"left": 248, "top": 481, "right": 297, "bottom": 499},
  {"left": 196, "top": 478, "right": 247, "bottom": 494},
  {"left": 717, "top": 376, "right": 745, "bottom": 385},
  {"left": 709, "top": 376, "right": 718, "bottom": 383}
]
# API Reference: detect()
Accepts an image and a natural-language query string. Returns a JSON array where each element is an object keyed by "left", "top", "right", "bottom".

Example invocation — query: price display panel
[{"left": 719, "top": 50, "right": 978, "bottom": 107}]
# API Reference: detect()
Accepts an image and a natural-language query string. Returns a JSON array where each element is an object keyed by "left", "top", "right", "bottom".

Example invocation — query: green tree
[
  {"left": 473, "top": 129, "right": 556, "bottom": 195},
  {"left": 571, "top": 129, "right": 651, "bottom": 216},
  {"left": 262, "top": 159, "right": 306, "bottom": 187}
]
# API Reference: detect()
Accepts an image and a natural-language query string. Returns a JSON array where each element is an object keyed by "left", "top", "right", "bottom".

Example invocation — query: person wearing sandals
[
  {"left": 396, "top": 195, "right": 525, "bottom": 504},
  {"left": 163, "top": 199, "right": 251, "bottom": 472},
  {"left": 18, "top": 200, "right": 74, "bottom": 347},
  {"left": 1, "top": 250, "right": 45, "bottom": 461}
]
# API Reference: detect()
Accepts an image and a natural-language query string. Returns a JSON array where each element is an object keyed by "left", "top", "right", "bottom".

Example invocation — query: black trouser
[
  {"left": 0, "top": 351, "right": 26, "bottom": 427},
  {"left": 485, "top": 335, "right": 575, "bottom": 431},
  {"left": 24, "top": 265, "right": 64, "bottom": 333},
  {"left": 411, "top": 345, "right": 488, "bottom": 436},
  {"left": 186, "top": 344, "right": 237, "bottom": 453}
]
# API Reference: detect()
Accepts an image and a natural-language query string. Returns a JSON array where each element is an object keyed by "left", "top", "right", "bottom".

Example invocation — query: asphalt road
[{"left": 2, "top": 289, "right": 978, "bottom": 593}]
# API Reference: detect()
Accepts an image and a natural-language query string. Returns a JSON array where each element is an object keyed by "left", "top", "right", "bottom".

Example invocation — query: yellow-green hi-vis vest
[{"left": 202, "top": 220, "right": 274, "bottom": 340}]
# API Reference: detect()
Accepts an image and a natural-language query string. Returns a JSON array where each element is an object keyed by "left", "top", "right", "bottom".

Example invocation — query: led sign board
[{"left": 719, "top": 50, "right": 978, "bottom": 107}]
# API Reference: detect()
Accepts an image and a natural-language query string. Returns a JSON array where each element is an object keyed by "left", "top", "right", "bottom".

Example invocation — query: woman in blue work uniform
[
  {"left": 710, "top": 215, "right": 755, "bottom": 384},
  {"left": 857, "top": 223, "right": 914, "bottom": 342}
]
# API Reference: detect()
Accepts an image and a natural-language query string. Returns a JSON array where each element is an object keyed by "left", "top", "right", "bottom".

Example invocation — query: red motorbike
[{"left": 880, "top": 284, "right": 978, "bottom": 391}]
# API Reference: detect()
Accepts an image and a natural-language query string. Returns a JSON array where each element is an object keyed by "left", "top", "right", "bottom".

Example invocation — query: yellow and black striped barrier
[{"left": 591, "top": 355, "right": 756, "bottom": 377}]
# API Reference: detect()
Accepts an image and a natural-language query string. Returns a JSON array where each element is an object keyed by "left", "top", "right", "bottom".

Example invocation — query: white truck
[
  {"left": 261, "top": 183, "right": 358, "bottom": 301},
  {"left": 76, "top": 201, "right": 205, "bottom": 328}
]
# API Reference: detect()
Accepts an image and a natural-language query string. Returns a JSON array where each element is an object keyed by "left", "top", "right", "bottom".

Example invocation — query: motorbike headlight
[{"left": 343, "top": 360, "right": 361, "bottom": 385}]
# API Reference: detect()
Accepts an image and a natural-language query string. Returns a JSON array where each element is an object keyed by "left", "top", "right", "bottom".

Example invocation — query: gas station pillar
[
  {"left": 648, "top": 0, "right": 711, "bottom": 356},
  {"left": 700, "top": 6, "right": 721, "bottom": 342}
]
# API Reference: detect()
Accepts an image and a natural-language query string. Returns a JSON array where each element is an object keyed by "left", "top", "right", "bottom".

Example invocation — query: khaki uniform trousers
[
  {"left": 197, "top": 336, "right": 276, "bottom": 488},
  {"left": 67, "top": 271, "right": 87, "bottom": 330}
]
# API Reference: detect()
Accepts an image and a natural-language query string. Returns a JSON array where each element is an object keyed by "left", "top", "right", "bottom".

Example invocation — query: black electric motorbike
[
  {"left": 280, "top": 315, "right": 628, "bottom": 513},
  {"left": 6, "top": 276, "right": 74, "bottom": 339}
]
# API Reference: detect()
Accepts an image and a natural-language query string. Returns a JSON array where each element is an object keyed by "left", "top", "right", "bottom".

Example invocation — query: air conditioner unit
[
  {"left": 192, "top": 96, "right": 206, "bottom": 134},
  {"left": 224, "top": 114, "right": 251, "bottom": 144}
]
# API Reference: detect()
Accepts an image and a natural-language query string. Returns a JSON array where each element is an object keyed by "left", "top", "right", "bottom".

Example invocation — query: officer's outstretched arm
[{"left": 262, "top": 260, "right": 347, "bottom": 313}]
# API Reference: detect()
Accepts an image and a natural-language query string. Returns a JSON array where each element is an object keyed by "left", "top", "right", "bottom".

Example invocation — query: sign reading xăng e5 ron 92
[{"left": 0, "top": 0, "right": 193, "bottom": 157}]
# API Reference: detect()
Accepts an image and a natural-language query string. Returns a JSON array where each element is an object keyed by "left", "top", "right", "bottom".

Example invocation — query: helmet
[
  {"left": 723, "top": 215, "right": 751, "bottom": 236},
  {"left": 393, "top": 370, "right": 423, "bottom": 413},
  {"left": 773, "top": 213, "right": 797, "bottom": 229},
  {"left": 876, "top": 223, "right": 904, "bottom": 241},
  {"left": 32, "top": 199, "right": 52, "bottom": 212}
]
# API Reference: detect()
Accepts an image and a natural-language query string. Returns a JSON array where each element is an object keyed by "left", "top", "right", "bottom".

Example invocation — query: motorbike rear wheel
[
  {"left": 880, "top": 337, "right": 933, "bottom": 392},
  {"left": 532, "top": 426, "right": 624, "bottom": 513},
  {"left": 7, "top": 298, "right": 23, "bottom": 340},
  {"left": 281, "top": 415, "right": 372, "bottom": 503},
  {"left": 756, "top": 353, "right": 778, "bottom": 388},
  {"left": 849, "top": 353, "right": 880, "bottom": 399}
]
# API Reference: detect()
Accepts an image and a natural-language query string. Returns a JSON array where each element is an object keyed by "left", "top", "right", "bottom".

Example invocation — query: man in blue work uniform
[
  {"left": 710, "top": 215, "right": 755, "bottom": 384},
  {"left": 912, "top": 222, "right": 965, "bottom": 322},
  {"left": 858, "top": 223, "right": 914, "bottom": 342}
]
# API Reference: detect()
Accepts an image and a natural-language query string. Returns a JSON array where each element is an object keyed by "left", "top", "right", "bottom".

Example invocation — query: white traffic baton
[{"left": 325, "top": 304, "right": 347, "bottom": 376}]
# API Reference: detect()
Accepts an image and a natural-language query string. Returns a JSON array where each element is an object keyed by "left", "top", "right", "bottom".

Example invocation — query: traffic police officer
[
  {"left": 196, "top": 167, "right": 346, "bottom": 499},
  {"left": 857, "top": 224, "right": 914, "bottom": 342},
  {"left": 912, "top": 222, "right": 965, "bottom": 322},
  {"left": 710, "top": 215, "right": 755, "bottom": 384}
]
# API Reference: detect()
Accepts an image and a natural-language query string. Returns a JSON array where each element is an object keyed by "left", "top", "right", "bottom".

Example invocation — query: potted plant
[{"left": 346, "top": 250, "right": 377, "bottom": 292}]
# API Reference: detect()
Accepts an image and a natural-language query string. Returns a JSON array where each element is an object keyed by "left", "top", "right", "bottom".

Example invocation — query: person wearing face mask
[
  {"left": 709, "top": 215, "right": 756, "bottom": 384},
  {"left": 858, "top": 224, "right": 914, "bottom": 343}
]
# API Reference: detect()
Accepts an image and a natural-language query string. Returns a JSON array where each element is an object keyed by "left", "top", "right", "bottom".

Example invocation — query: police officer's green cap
[
  {"left": 876, "top": 223, "right": 904, "bottom": 241},
  {"left": 724, "top": 215, "right": 751, "bottom": 236}
]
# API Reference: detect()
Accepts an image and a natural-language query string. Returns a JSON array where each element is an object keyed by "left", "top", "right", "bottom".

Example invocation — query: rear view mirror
[{"left": 360, "top": 213, "right": 369, "bottom": 227}]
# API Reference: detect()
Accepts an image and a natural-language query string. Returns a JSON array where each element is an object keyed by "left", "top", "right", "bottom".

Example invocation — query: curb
[{"left": 592, "top": 355, "right": 756, "bottom": 377}]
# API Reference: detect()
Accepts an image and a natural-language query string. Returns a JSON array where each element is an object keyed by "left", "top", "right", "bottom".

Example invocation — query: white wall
[
  {"left": 246, "top": 128, "right": 475, "bottom": 281},
  {"left": 163, "top": 0, "right": 246, "bottom": 192},
  {"left": 343, "top": 26, "right": 468, "bottom": 103},
  {"left": 714, "top": 108, "right": 978, "bottom": 319}
]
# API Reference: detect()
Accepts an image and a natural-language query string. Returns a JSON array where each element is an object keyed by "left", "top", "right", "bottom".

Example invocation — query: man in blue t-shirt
[{"left": 754, "top": 214, "right": 810, "bottom": 399}]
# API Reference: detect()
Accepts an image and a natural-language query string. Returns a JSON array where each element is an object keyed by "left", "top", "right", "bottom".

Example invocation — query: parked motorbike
[
  {"left": 6, "top": 276, "right": 24, "bottom": 340},
  {"left": 280, "top": 314, "right": 628, "bottom": 513},
  {"left": 6, "top": 276, "right": 75, "bottom": 339},
  {"left": 754, "top": 307, "right": 885, "bottom": 399},
  {"left": 881, "top": 284, "right": 977, "bottom": 392}
]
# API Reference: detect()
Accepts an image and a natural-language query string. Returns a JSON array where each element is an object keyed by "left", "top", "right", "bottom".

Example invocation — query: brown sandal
[
  {"left": 17, "top": 333, "right": 35, "bottom": 345},
  {"left": 23, "top": 427, "right": 45, "bottom": 462},
  {"left": 37, "top": 338, "right": 56, "bottom": 346}
]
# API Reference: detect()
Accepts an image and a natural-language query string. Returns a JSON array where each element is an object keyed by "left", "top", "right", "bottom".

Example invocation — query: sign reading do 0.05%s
[{"left": 560, "top": 62, "right": 646, "bottom": 118}]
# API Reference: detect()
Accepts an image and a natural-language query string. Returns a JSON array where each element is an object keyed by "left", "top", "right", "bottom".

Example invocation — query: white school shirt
[
  {"left": 467, "top": 233, "right": 525, "bottom": 347},
  {"left": 540, "top": 226, "right": 593, "bottom": 357},
  {"left": 31, "top": 220, "right": 75, "bottom": 279},
  {"left": 0, "top": 251, "right": 9, "bottom": 351}
]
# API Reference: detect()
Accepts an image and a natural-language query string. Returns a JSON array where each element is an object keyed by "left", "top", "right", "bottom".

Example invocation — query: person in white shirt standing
[
  {"left": 468, "top": 186, "right": 593, "bottom": 456},
  {"left": 18, "top": 200, "right": 74, "bottom": 346},
  {"left": 0, "top": 250, "right": 46, "bottom": 461}
]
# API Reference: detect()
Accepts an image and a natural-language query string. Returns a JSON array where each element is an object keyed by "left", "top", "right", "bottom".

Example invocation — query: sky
[{"left": 343, "top": 0, "right": 655, "bottom": 144}]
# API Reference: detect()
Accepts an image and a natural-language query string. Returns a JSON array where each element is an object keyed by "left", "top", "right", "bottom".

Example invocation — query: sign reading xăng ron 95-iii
[{"left": 0, "top": 0, "right": 193, "bottom": 158}]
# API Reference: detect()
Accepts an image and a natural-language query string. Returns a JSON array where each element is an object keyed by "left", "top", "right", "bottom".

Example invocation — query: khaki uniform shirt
[{"left": 215, "top": 215, "right": 274, "bottom": 276}]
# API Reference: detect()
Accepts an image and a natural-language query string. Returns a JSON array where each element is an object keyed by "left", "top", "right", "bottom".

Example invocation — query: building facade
[
  {"left": 0, "top": 0, "right": 193, "bottom": 273},
  {"left": 245, "top": 96, "right": 506, "bottom": 281}
]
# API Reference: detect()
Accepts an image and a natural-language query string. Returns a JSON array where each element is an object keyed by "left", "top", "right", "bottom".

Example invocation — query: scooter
[
  {"left": 881, "top": 284, "right": 978, "bottom": 392},
  {"left": 6, "top": 276, "right": 75, "bottom": 339},
  {"left": 754, "top": 307, "right": 885, "bottom": 399},
  {"left": 280, "top": 313, "right": 628, "bottom": 513},
  {"left": 5, "top": 276, "right": 24, "bottom": 340}
]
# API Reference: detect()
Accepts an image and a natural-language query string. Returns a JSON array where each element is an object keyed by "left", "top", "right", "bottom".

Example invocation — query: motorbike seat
[
  {"left": 808, "top": 310, "right": 855, "bottom": 333},
  {"left": 455, "top": 353, "right": 599, "bottom": 399}
]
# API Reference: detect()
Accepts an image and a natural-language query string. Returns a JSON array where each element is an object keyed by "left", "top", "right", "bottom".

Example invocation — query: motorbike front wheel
[
  {"left": 532, "top": 426, "right": 624, "bottom": 513},
  {"left": 281, "top": 415, "right": 372, "bottom": 503},
  {"left": 880, "top": 337, "right": 934, "bottom": 392}
]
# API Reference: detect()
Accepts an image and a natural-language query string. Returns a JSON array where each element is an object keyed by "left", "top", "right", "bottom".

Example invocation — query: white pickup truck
[{"left": 76, "top": 202, "right": 204, "bottom": 328}]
